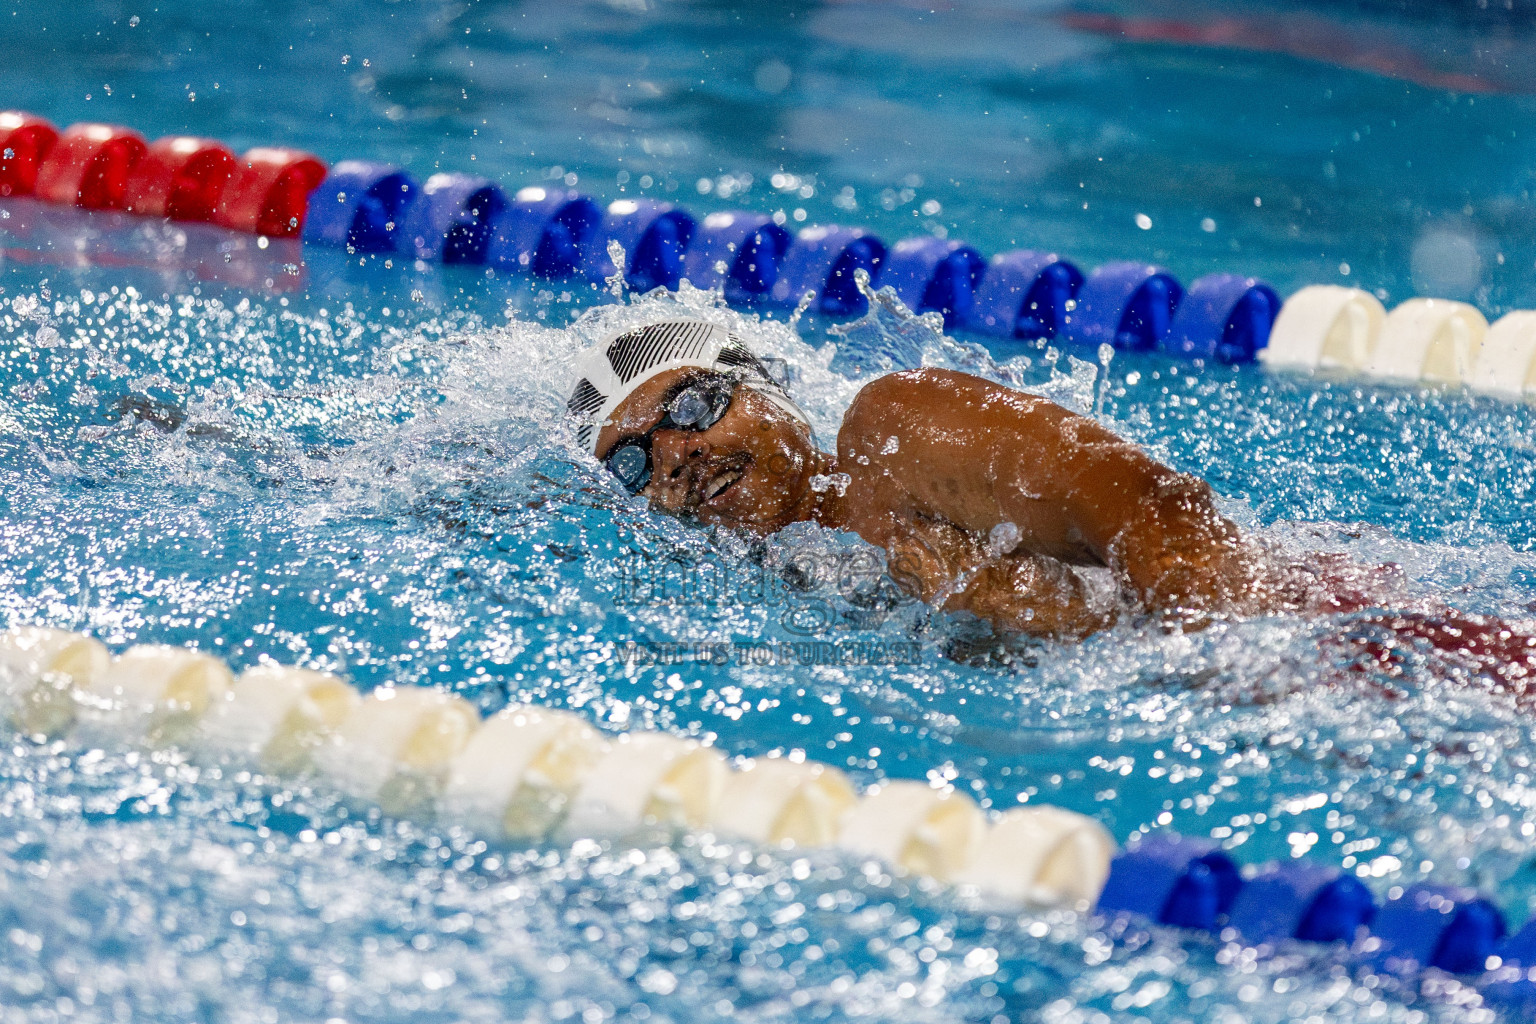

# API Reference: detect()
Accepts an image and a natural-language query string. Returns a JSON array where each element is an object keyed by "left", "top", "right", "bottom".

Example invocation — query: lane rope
[
  {"left": 9, "top": 110, "right": 1534, "bottom": 394},
  {"left": 4, "top": 625, "right": 1536, "bottom": 1005}
]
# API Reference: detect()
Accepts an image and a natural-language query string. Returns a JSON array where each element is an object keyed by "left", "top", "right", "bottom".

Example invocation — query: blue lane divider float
[
  {"left": 770, "top": 224, "right": 887, "bottom": 316},
  {"left": 1065, "top": 261, "right": 1184, "bottom": 351},
  {"left": 302, "top": 160, "right": 418, "bottom": 254},
  {"left": 583, "top": 199, "right": 697, "bottom": 292},
  {"left": 1365, "top": 884, "right": 1507, "bottom": 975},
  {"left": 1164, "top": 273, "right": 1281, "bottom": 363},
  {"left": 1097, "top": 834, "right": 1243, "bottom": 930},
  {"left": 1096, "top": 832, "right": 1536, "bottom": 1007},
  {"left": 681, "top": 211, "right": 793, "bottom": 305},
  {"left": 295, "top": 172, "right": 1281, "bottom": 367},
  {"left": 966, "top": 249, "right": 1083, "bottom": 341},
  {"left": 488, "top": 186, "right": 602, "bottom": 279},
  {"left": 398, "top": 173, "right": 508, "bottom": 264},
  {"left": 1226, "top": 861, "right": 1375, "bottom": 944},
  {"left": 878, "top": 236, "right": 988, "bottom": 330},
  {"left": 1484, "top": 917, "right": 1536, "bottom": 1009}
]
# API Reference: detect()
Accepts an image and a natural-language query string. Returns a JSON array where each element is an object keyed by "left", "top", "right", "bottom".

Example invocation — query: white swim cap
[{"left": 567, "top": 318, "right": 811, "bottom": 454}]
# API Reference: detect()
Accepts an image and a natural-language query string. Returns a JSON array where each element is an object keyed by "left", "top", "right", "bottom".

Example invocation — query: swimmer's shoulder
[{"left": 840, "top": 368, "right": 1050, "bottom": 439}]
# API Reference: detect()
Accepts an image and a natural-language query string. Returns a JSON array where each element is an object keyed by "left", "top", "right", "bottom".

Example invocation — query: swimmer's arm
[{"left": 881, "top": 519, "right": 1114, "bottom": 641}]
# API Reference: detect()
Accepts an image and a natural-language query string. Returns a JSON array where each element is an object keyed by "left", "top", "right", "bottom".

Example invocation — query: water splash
[
  {"left": 2, "top": 269, "right": 1536, "bottom": 1021},
  {"left": 789, "top": 287, "right": 818, "bottom": 331},
  {"left": 605, "top": 238, "right": 628, "bottom": 300}
]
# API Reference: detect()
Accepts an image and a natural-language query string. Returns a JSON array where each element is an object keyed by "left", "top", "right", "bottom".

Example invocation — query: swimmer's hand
[
  {"left": 1109, "top": 472, "right": 1279, "bottom": 625},
  {"left": 881, "top": 516, "right": 1115, "bottom": 641}
]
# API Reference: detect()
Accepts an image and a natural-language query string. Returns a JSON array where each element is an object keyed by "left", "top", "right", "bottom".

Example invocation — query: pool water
[{"left": 4, "top": 1, "right": 1536, "bottom": 1021}]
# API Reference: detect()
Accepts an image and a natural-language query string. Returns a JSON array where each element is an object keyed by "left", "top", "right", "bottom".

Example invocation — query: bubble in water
[
  {"left": 1095, "top": 342, "right": 1115, "bottom": 414},
  {"left": 753, "top": 58, "right": 792, "bottom": 94},
  {"left": 808, "top": 472, "right": 850, "bottom": 496},
  {"left": 1410, "top": 226, "right": 1483, "bottom": 299},
  {"left": 985, "top": 521, "right": 1021, "bottom": 558},
  {"left": 788, "top": 287, "right": 817, "bottom": 330}
]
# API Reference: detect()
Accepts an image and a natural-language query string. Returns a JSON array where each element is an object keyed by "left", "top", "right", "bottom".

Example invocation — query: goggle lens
[{"left": 606, "top": 443, "right": 651, "bottom": 492}]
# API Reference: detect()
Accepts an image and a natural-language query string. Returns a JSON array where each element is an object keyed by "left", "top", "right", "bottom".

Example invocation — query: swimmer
[{"left": 570, "top": 317, "right": 1536, "bottom": 688}]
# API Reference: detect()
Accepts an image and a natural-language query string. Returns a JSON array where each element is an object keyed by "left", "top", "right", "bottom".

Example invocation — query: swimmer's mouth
[{"left": 700, "top": 458, "right": 751, "bottom": 506}]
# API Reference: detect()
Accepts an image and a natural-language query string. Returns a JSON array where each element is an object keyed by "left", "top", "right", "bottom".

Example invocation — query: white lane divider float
[
  {"left": 198, "top": 664, "right": 361, "bottom": 773},
  {"left": 1364, "top": 298, "right": 1486, "bottom": 383},
  {"left": 443, "top": 705, "right": 605, "bottom": 841},
  {"left": 81, "top": 644, "right": 234, "bottom": 748},
  {"left": 713, "top": 755, "right": 857, "bottom": 848},
  {"left": 1263, "top": 285, "right": 1385, "bottom": 371},
  {"left": 1265, "top": 285, "right": 1536, "bottom": 398},
  {"left": 837, "top": 779, "right": 988, "bottom": 881},
  {"left": 0, "top": 627, "right": 109, "bottom": 736},
  {"left": 312, "top": 686, "right": 481, "bottom": 817},
  {"left": 1469, "top": 311, "right": 1536, "bottom": 397},
  {"left": 558, "top": 731, "right": 729, "bottom": 842},
  {"left": 954, "top": 805, "right": 1114, "bottom": 906},
  {"left": 0, "top": 627, "right": 1114, "bottom": 910}
]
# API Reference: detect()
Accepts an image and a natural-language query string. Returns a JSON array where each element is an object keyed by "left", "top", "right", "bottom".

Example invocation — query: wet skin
[
  {"left": 595, "top": 366, "right": 1275, "bottom": 640},
  {"left": 594, "top": 365, "right": 1536, "bottom": 687}
]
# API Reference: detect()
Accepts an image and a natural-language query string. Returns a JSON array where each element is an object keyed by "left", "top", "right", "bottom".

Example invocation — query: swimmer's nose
[
  {"left": 650, "top": 431, "right": 711, "bottom": 500},
  {"left": 669, "top": 440, "right": 709, "bottom": 479}
]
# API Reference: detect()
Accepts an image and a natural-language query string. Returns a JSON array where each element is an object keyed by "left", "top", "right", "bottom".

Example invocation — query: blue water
[{"left": 5, "top": 1, "right": 1536, "bottom": 1020}]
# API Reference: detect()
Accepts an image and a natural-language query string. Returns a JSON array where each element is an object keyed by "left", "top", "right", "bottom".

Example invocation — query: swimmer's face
[{"left": 594, "top": 368, "right": 820, "bottom": 534}]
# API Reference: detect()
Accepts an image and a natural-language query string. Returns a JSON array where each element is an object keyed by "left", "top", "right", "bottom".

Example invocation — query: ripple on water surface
[{"left": 1, "top": 267, "right": 1534, "bottom": 1022}]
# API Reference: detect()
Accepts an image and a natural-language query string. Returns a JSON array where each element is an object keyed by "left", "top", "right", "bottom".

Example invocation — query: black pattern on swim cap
[
  {"left": 567, "top": 377, "right": 605, "bottom": 453},
  {"left": 605, "top": 320, "right": 716, "bottom": 384},
  {"left": 715, "top": 342, "right": 759, "bottom": 372},
  {"left": 718, "top": 332, "right": 788, "bottom": 390},
  {"left": 566, "top": 318, "right": 812, "bottom": 455},
  {"left": 567, "top": 378, "right": 604, "bottom": 417}
]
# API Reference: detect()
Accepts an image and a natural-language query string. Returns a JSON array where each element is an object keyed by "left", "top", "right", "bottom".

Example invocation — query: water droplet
[{"left": 605, "top": 239, "right": 628, "bottom": 299}]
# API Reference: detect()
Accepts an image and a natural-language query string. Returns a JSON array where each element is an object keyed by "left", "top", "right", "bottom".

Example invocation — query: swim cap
[{"left": 567, "top": 318, "right": 811, "bottom": 454}]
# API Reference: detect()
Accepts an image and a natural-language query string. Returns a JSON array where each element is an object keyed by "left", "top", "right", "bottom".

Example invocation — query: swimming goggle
[{"left": 602, "top": 374, "right": 739, "bottom": 494}]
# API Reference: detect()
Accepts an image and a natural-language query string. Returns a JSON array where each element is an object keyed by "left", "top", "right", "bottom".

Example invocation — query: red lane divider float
[
  {"left": 34, "top": 122, "right": 147, "bottom": 210},
  {"left": 0, "top": 111, "right": 59, "bottom": 198},
  {"left": 213, "top": 147, "right": 326, "bottom": 237},
  {"left": 123, "top": 137, "right": 237, "bottom": 222}
]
